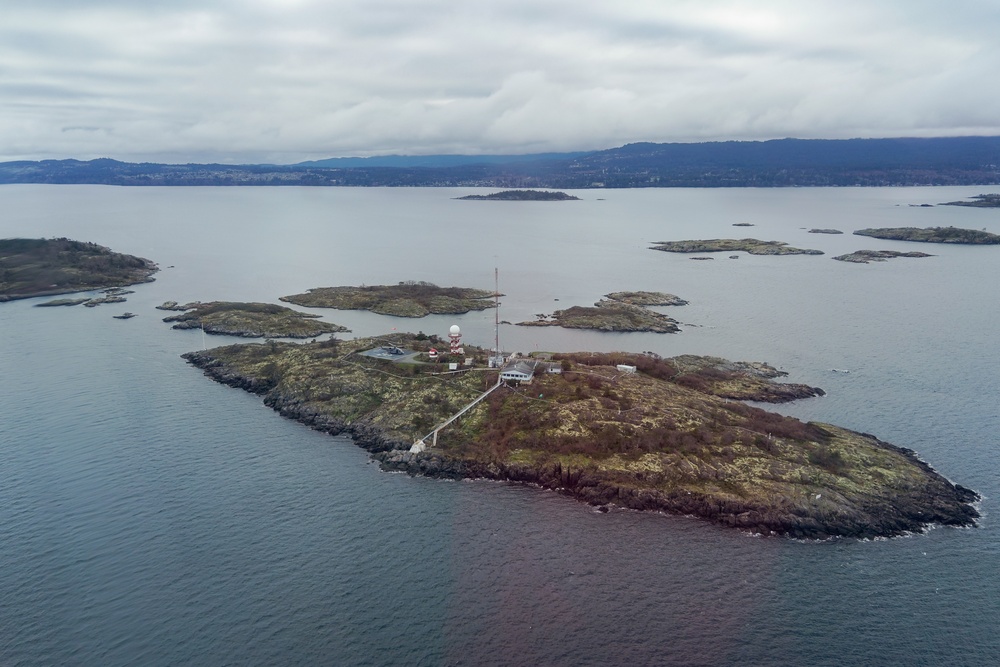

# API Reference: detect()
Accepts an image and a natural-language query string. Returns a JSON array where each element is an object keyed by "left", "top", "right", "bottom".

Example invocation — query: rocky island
[
  {"left": 181, "top": 334, "right": 979, "bottom": 539},
  {"left": 809, "top": 229, "right": 843, "bottom": 234},
  {"left": 853, "top": 227, "right": 1000, "bottom": 244},
  {"left": 519, "top": 292, "right": 686, "bottom": 333},
  {"left": 0, "top": 237, "right": 157, "bottom": 302},
  {"left": 455, "top": 190, "right": 580, "bottom": 201},
  {"left": 161, "top": 301, "right": 349, "bottom": 338},
  {"left": 604, "top": 291, "right": 688, "bottom": 306},
  {"left": 519, "top": 301, "right": 680, "bottom": 333},
  {"left": 650, "top": 239, "right": 823, "bottom": 255},
  {"left": 941, "top": 193, "right": 1000, "bottom": 208},
  {"left": 281, "top": 282, "right": 496, "bottom": 317},
  {"left": 833, "top": 250, "right": 933, "bottom": 264}
]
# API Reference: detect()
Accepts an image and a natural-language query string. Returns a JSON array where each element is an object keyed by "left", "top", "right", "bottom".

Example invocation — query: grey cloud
[{"left": 2, "top": 0, "right": 999, "bottom": 162}]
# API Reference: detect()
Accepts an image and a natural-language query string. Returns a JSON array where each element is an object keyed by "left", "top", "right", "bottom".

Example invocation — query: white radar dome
[{"left": 449, "top": 325, "right": 461, "bottom": 335}]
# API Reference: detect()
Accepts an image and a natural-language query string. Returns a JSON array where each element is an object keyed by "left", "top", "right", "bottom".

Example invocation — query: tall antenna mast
[{"left": 494, "top": 266, "right": 500, "bottom": 367}]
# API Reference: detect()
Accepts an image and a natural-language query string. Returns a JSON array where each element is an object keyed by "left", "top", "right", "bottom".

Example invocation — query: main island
[{"left": 182, "top": 332, "right": 979, "bottom": 540}]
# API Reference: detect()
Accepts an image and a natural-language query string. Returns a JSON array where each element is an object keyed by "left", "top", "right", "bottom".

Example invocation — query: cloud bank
[{"left": 3, "top": 0, "right": 999, "bottom": 162}]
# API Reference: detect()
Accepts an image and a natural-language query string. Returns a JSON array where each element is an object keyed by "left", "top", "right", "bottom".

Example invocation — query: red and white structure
[{"left": 448, "top": 324, "right": 464, "bottom": 356}]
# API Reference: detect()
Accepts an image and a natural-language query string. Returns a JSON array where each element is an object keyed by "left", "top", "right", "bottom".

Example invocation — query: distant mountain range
[{"left": 3, "top": 137, "right": 999, "bottom": 188}]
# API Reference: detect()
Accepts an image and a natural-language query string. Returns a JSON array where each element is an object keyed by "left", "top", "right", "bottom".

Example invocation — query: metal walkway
[{"left": 410, "top": 378, "right": 503, "bottom": 453}]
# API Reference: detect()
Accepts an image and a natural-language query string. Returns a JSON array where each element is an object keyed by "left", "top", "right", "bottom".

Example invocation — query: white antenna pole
[{"left": 494, "top": 266, "right": 500, "bottom": 367}]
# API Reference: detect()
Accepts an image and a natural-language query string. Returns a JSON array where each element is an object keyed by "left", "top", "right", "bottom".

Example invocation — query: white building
[{"left": 499, "top": 360, "right": 537, "bottom": 383}]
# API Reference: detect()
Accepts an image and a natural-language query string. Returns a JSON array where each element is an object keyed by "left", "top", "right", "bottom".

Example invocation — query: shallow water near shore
[{"left": 1, "top": 185, "right": 999, "bottom": 665}]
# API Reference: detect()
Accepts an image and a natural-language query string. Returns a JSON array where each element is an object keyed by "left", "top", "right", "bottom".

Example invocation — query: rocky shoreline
[{"left": 372, "top": 445, "right": 979, "bottom": 540}]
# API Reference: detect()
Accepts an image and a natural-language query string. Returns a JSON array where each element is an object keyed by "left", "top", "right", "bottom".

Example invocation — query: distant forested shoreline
[{"left": 3, "top": 136, "right": 1000, "bottom": 188}]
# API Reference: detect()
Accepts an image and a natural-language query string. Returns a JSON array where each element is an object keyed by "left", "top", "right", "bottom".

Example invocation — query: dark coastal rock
[{"left": 84, "top": 295, "right": 127, "bottom": 307}]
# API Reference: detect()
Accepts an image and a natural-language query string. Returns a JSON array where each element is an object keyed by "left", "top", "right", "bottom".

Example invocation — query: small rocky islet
[
  {"left": 518, "top": 292, "right": 687, "bottom": 333},
  {"left": 454, "top": 189, "right": 580, "bottom": 201},
  {"left": 650, "top": 238, "right": 824, "bottom": 255},
  {"left": 182, "top": 335, "right": 978, "bottom": 539},
  {"left": 833, "top": 250, "right": 934, "bottom": 264},
  {"left": 159, "top": 301, "right": 349, "bottom": 338},
  {"left": 280, "top": 282, "right": 497, "bottom": 317}
]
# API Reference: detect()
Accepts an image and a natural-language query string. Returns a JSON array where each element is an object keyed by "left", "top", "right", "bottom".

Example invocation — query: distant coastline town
[{"left": 3, "top": 136, "right": 1000, "bottom": 188}]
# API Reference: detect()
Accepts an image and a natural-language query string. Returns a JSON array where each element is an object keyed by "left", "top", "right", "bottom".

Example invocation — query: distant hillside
[
  {"left": 295, "top": 152, "right": 588, "bottom": 168},
  {"left": 3, "top": 137, "right": 999, "bottom": 187}
]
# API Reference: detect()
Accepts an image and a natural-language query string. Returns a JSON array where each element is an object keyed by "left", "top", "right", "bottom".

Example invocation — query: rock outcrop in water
[
  {"left": 650, "top": 239, "right": 824, "bottom": 255},
  {"left": 161, "top": 301, "right": 349, "bottom": 338}
]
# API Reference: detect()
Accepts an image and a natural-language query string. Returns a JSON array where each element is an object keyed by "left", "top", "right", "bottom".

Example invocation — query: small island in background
[
  {"left": 159, "top": 301, "right": 349, "bottom": 338},
  {"left": 455, "top": 190, "right": 580, "bottom": 201},
  {"left": 280, "top": 282, "right": 496, "bottom": 317},
  {"left": 833, "top": 250, "right": 933, "bottom": 264},
  {"left": 518, "top": 292, "right": 686, "bottom": 333},
  {"left": 941, "top": 193, "right": 1000, "bottom": 208},
  {"left": 650, "top": 238, "right": 823, "bottom": 255},
  {"left": 0, "top": 237, "right": 158, "bottom": 302},
  {"left": 854, "top": 227, "right": 1000, "bottom": 244}
]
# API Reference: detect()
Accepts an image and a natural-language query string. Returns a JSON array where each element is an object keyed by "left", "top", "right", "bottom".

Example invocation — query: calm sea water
[{"left": 1, "top": 185, "right": 998, "bottom": 666}]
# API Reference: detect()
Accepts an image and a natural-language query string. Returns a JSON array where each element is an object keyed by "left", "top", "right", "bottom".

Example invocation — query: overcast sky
[{"left": 3, "top": 0, "right": 1000, "bottom": 163}]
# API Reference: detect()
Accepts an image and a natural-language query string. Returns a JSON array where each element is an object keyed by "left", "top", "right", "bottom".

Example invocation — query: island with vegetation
[
  {"left": 853, "top": 227, "right": 1000, "bottom": 244},
  {"left": 455, "top": 190, "right": 580, "bottom": 201},
  {"left": 160, "top": 301, "right": 349, "bottom": 338},
  {"left": 519, "top": 301, "right": 680, "bottom": 333},
  {"left": 833, "top": 250, "right": 933, "bottom": 264},
  {"left": 650, "top": 239, "right": 823, "bottom": 255},
  {"left": 280, "top": 282, "right": 496, "bottom": 317},
  {"left": 0, "top": 237, "right": 157, "bottom": 302},
  {"left": 604, "top": 291, "right": 688, "bottom": 306},
  {"left": 941, "top": 193, "right": 1000, "bottom": 208},
  {"left": 809, "top": 228, "right": 843, "bottom": 234},
  {"left": 181, "top": 334, "right": 978, "bottom": 539}
]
